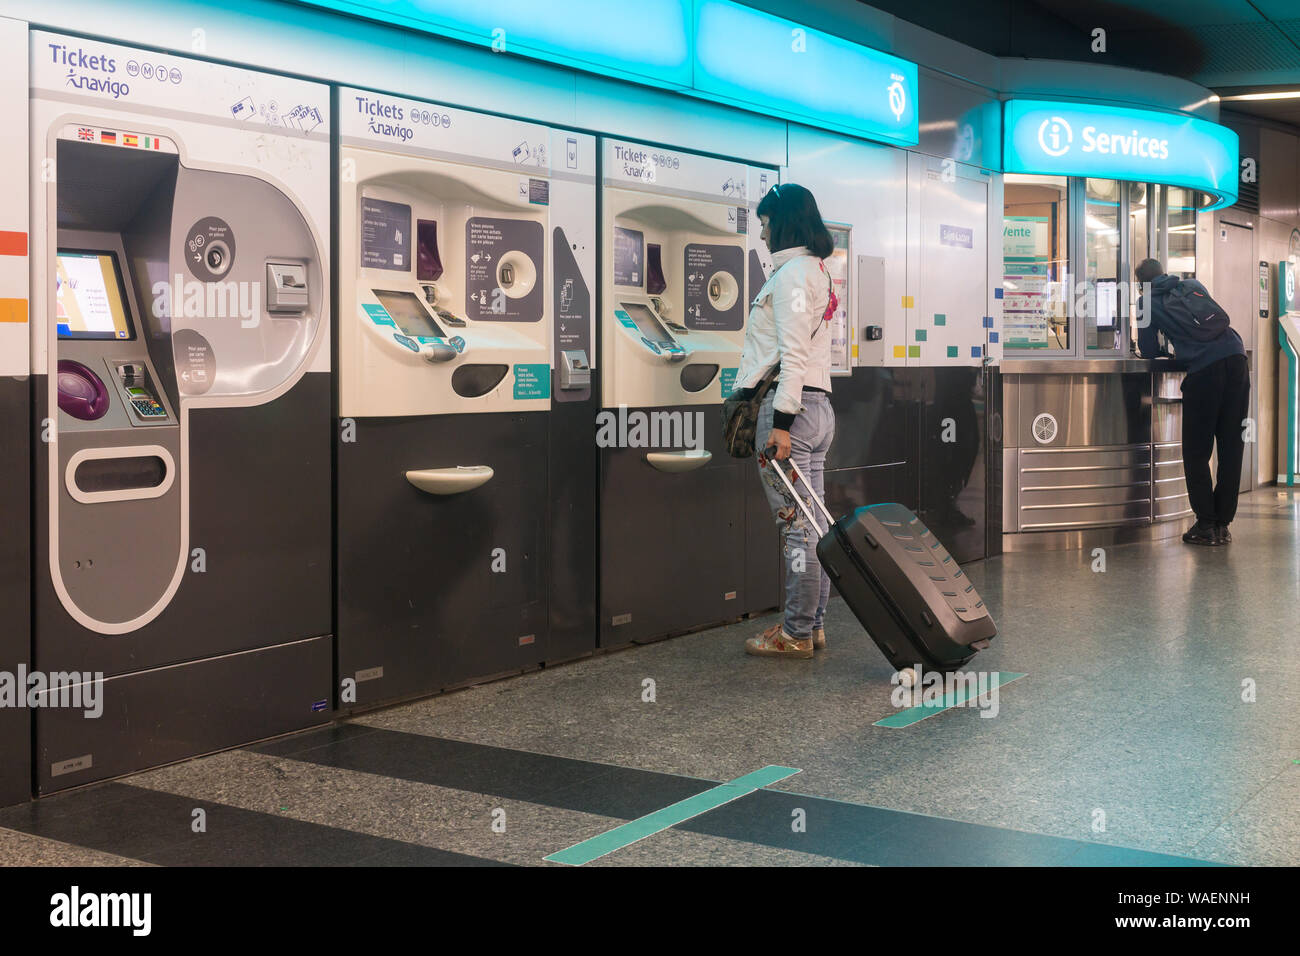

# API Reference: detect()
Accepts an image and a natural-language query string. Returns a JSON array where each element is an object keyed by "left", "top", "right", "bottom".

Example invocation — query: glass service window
[
  {"left": 1003, "top": 174, "right": 1070, "bottom": 351},
  {"left": 1084, "top": 179, "right": 1121, "bottom": 351},
  {"left": 1166, "top": 186, "right": 1198, "bottom": 277},
  {"left": 1128, "top": 183, "right": 1150, "bottom": 354}
]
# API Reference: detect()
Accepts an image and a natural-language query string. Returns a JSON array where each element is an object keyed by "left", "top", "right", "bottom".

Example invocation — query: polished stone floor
[{"left": 2, "top": 489, "right": 1296, "bottom": 866}]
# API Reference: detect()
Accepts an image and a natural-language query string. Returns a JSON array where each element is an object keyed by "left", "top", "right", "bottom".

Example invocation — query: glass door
[{"left": 1129, "top": 183, "right": 1151, "bottom": 354}]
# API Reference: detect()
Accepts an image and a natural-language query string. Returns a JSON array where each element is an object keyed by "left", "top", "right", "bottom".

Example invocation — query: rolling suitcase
[{"left": 768, "top": 456, "right": 995, "bottom": 682}]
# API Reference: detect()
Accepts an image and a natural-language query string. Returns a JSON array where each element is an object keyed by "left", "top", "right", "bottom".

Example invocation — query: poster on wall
[
  {"left": 1002, "top": 215, "right": 1050, "bottom": 348},
  {"left": 826, "top": 223, "right": 851, "bottom": 374}
]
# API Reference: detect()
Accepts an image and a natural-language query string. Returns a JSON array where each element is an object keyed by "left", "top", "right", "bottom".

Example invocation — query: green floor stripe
[
  {"left": 544, "top": 765, "right": 801, "bottom": 865},
  {"left": 874, "top": 671, "right": 1026, "bottom": 728}
]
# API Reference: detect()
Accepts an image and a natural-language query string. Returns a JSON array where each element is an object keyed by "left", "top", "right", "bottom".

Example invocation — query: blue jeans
[{"left": 756, "top": 392, "right": 835, "bottom": 640}]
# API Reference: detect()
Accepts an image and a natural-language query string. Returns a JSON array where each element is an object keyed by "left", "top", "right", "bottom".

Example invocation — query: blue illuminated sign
[
  {"left": 288, "top": 0, "right": 920, "bottom": 149},
  {"left": 1004, "top": 99, "right": 1239, "bottom": 209},
  {"left": 290, "top": 0, "right": 694, "bottom": 89},
  {"left": 690, "top": 1, "right": 918, "bottom": 146}
]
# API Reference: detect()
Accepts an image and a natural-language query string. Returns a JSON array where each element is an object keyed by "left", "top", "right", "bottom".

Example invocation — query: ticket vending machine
[
  {"left": 30, "top": 34, "right": 332, "bottom": 793},
  {"left": 600, "top": 139, "right": 775, "bottom": 645},
  {"left": 1277, "top": 260, "right": 1299, "bottom": 486},
  {"left": 337, "top": 89, "right": 596, "bottom": 707}
]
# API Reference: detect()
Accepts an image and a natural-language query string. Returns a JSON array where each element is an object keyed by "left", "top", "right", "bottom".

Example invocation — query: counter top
[{"left": 998, "top": 357, "right": 1188, "bottom": 374}]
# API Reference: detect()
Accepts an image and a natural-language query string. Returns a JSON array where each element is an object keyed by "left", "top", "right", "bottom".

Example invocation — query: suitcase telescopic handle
[{"left": 763, "top": 446, "right": 837, "bottom": 533}]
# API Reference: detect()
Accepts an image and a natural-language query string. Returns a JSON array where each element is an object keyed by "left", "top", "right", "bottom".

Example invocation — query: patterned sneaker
[
  {"left": 813, "top": 627, "right": 826, "bottom": 650},
  {"left": 745, "top": 624, "right": 814, "bottom": 659}
]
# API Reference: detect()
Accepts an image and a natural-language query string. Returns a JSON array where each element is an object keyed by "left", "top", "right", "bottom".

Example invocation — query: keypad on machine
[{"left": 131, "top": 397, "right": 166, "bottom": 418}]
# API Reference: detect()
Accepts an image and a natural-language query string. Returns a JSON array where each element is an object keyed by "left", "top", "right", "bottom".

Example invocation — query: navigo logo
[{"left": 1037, "top": 116, "right": 1073, "bottom": 157}]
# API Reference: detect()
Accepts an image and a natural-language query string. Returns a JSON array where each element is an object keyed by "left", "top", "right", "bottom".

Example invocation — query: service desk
[{"left": 1000, "top": 358, "right": 1190, "bottom": 551}]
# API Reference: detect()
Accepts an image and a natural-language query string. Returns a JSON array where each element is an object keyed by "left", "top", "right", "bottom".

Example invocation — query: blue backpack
[{"left": 1161, "top": 279, "right": 1231, "bottom": 342}]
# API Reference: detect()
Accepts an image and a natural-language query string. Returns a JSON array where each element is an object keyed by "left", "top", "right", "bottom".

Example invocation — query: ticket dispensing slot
[
  {"left": 414, "top": 218, "right": 467, "bottom": 328},
  {"left": 559, "top": 350, "right": 590, "bottom": 390}
]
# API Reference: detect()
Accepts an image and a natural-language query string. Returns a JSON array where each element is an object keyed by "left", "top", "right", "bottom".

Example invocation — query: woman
[{"left": 735, "top": 183, "right": 837, "bottom": 659}]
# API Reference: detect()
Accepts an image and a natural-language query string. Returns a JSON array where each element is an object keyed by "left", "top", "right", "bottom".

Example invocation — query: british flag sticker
[{"left": 77, "top": 127, "right": 94, "bottom": 141}]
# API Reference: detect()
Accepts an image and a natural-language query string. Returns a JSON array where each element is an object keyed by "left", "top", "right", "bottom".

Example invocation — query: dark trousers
[{"left": 1180, "top": 353, "right": 1250, "bottom": 525}]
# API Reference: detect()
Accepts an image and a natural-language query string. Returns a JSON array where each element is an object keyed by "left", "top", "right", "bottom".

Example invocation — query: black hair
[
  {"left": 1134, "top": 258, "right": 1164, "bottom": 283},
  {"left": 756, "top": 183, "right": 834, "bottom": 259}
]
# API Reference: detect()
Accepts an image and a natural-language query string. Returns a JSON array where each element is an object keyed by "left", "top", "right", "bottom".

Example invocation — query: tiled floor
[{"left": 2, "top": 489, "right": 1296, "bottom": 866}]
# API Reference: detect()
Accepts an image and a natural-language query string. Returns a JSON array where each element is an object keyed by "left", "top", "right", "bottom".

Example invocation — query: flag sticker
[
  {"left": 122, "top": 134, "right": 139, "bottom": 148},
  {"left": 100, "top": 131, "right": 116, "bottom": 145},
  {"left": 77, "top": 127, "right": 94, "bottom": 141}
]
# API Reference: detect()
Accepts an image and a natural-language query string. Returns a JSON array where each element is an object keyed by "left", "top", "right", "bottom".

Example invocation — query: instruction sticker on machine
[
  {"left": 513, "top": 363, "right": 549, "bottom": 400},
  {"left": 173, "top": 329, "right": 216, "bottom": 395},
  {"left": 465, "top": 217, "right": 544, "bottom": 322},
  {"left": 613, "top": 227, "right": 644, "bottom": 287},
  {"left": 553, "top": 230, "right": 592, "bottom": 403},
  {"left": 683, "top": 244, "right": 744, "bottom": 331},
  {"left": 361, "top": 198, "right": 411, "bottom": 271}
]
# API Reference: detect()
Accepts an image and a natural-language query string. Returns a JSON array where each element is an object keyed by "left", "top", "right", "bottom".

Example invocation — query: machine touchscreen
[
  {"left": 373, "top": 289, "right": 448, "bottom": 339},
  {"left": 56, "top": 249, "right": 135, "bottom": 340},
  {"left": 620, "top": 301, "right": 674, "bottom": 345}
]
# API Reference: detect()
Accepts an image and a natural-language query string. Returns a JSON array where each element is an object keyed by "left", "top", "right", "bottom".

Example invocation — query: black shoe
[
  {"left": 1182, "top": 520, "right": 1220, "bottom": 546},
  {"left": 1216, "top": 522, "right": 1232, "bottom": 544},
  {"left": 939, "top": 504, "right": 976, "bottom": 527}
]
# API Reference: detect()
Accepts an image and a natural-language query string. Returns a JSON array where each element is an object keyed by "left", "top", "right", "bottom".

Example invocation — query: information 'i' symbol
[{"left": 1037, "top": 116, "right": 1073, "bottom": 157}]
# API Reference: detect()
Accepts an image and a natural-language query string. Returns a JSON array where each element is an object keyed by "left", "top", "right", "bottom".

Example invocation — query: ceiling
[{"left": 861, "top": 0, "right": 1300, "bottom": 128}]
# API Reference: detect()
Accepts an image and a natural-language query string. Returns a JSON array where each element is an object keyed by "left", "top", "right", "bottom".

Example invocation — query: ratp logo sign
[
  {"left": 888, "top": 78, "right": 906, "bottom": 122},
  {"left": 1005, "top": 99, "right": 1239, "bottom": 209},
  {"left": 691, "top": 0, "right": 918, "bottom": 147}
]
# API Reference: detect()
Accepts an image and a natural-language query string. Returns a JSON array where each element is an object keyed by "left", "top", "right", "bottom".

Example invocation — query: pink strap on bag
[{"left": 818, "top": 260, "right": 838, "bottom": 325}]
